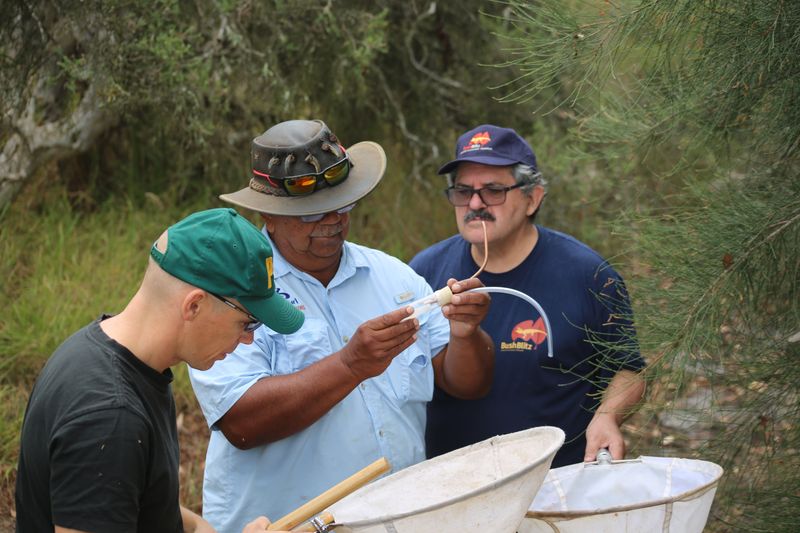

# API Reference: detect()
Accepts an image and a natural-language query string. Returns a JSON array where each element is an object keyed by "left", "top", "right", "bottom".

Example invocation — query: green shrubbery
[{"left": 3, "top": 1, "right": 797, "bottom": 529}]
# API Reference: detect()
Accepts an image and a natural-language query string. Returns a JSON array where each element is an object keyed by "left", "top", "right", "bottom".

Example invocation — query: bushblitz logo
[
  {"left": 501, "top": 318, "right": 547, "bottom": 352},
  {"left": 461, "top": 131, "right": 492, "bottom": 153},
  {"left": 275, "top": 286, "right": 306, "bottom": 311}
]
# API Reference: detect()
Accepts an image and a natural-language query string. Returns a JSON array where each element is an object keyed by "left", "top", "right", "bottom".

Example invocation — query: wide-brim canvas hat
[{"left": 220, "top": 119, "right": 387, "bottom": 217}]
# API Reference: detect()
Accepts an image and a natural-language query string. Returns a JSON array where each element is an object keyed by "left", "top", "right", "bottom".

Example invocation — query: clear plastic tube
[
  {"left": 468, "top": 286, "right": 553, "bottom": 358},
  {"left": 403, "top": 286, "right": 553, "bottom": 358},
  {"left": 404, "top": 286, "right": 453, "bottom": 321}
]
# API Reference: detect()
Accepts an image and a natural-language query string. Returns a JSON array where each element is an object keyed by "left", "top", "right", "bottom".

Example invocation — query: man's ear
[
  {"left": 260, "top": 213, "right": 276, "bottom": 233},
  {"left": 526, "top": 185, "right": 546, "bottom": 217},
  {"left": 182, "top": 289, "right": 207, "bottom": 322}
]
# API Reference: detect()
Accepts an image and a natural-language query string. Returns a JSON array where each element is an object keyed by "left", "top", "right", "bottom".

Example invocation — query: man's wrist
[{"left": 591, "top": 409, "right": 623, "bottom": 426}]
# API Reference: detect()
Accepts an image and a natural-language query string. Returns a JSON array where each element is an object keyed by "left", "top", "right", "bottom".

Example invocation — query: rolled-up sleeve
[{"left": 189, "top": 331, "right": 277, "bottom": 428}]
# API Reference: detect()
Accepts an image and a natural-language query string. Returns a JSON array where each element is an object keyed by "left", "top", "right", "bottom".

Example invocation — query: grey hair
[
  {"left": 447, "top": 163, "right": 546, "bottom": 189},
  {"left": 511, "top": 163, "right": 546, "bottom": 192},
  {"left": 513, "top": 164, "right": 547, "bottom": 222}
]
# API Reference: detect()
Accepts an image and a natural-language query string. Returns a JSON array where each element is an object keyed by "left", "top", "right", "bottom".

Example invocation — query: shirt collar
[{"left": 260, "top": 226, "right": 370, "bottom": 286}]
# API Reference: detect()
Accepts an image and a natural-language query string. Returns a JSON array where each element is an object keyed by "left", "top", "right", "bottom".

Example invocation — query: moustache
[
  {"left": 464, "top": 210, "right": 495, "bottom": 223},
  {"left": 310, "top": 223, "right": 344, "bottom": 238}
]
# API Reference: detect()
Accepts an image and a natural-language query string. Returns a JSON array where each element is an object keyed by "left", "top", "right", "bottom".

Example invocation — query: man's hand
[
  {"left": 217, "top": 306, "right": 421, "bottom": 448},
  {"left": 181, "top": 506, "right": 216, "bottom": 532},
  {"left": 431, "top": 277, "right": 494, "bottom": 399},
  {"left": 584, "top": 412, "right": 625, "bottom": 462},
  {"left": 339, "top": 306, "right": 420, "bottom": 381},
  {"left": 440, "top": 277, "right": 491, "bottom": 338},
  {"left": 584, "top": 369, "right": 645, "bottom": 462},
  {"left": 242, "top": 516, "right": 290, "bottom": 533}
]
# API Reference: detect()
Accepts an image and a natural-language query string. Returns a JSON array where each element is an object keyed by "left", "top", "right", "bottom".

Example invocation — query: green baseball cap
[{"left": 150, "top": 208, "right": 304, "bottom": 334}]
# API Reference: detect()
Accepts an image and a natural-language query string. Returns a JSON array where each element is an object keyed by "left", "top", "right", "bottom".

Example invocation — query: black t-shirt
[
  {"left": 15, "top": 318, "right": 183, "bottom": 532},
  {"left": 410, "top": 227, "right": 645, "bottom": 467}
]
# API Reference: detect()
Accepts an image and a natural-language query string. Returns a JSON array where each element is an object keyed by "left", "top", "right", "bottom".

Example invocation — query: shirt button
[
  {"left": 379, "top": 430, "right": 384, "bottom": 437},
  {"left": 360, "top": 383, "right": 366, "bottom": 390},
  {"left": 343, "top": 335, "right": 350, "bottom": 343}
]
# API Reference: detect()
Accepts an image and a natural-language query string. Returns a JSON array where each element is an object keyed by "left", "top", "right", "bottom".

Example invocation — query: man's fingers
[
  {"left": 449, "top": 291, "right": 490, "bottom": 307},
  {"left": 608, "top": 440, "right": 625, "bottom": 460},
  {"left": 241, "top": 516, "right": 271, "bottom": 532},
  {"left": 392, "top": 331, "right": 418, "bottom": 355},
  {"left": 444, "top": 289, "right": 490, "bottom": 326},
  {"left": 370, "top": 306, "right": 415, "bottom": 328},
  {"left": 361, "top": 322, "right": 418, "bottom": 356},
  {"left": 447, "top": 276, "right": 485, "bottom": 293},
  {"left": 364, "top": 308, "right": 419, "bottom": 339}
]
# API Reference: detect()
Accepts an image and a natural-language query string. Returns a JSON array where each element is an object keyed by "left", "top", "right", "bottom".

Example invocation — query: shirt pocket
[
  {"left": 279, "top": 317, "right": 334, "bottom": 373},
  {"left": 385, "top": 344, "right": 433, "bottom": 405}
]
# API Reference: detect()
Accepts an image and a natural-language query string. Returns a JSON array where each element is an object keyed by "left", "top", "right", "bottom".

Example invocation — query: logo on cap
[
  {"left": 461, "top": 131, "right": 492, "bottom": 154},
  {"left": 265, "top": 257, "right": 274, "bottom": 289}
]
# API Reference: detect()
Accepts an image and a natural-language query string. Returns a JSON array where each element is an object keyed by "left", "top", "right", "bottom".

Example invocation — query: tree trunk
[{"left": 1, "top": 76, "right": 118, "bottom": 210}]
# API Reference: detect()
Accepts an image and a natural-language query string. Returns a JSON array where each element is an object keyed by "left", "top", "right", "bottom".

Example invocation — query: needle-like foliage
[{"left": 492, "top": 1, "right": 800, "bottom": 530}]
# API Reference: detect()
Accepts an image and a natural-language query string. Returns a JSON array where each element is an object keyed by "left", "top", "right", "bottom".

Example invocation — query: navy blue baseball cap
[{"left": 437, "top": 124, "right": 538, "bottom": 175}]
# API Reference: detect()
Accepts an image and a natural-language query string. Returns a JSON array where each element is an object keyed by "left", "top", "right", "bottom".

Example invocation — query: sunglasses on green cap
[{"left": 253, "top": 154, "right": 353, "bottom": 197}]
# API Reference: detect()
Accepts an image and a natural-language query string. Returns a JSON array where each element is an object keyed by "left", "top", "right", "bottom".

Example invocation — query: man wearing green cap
[{"left": 15, "top": 208, "right": 299, "bottom": 532}]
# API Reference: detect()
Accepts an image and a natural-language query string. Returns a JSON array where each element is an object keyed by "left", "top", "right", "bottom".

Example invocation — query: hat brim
[
  {"left": 220, "top": 141, "right": 387, "bottom": 216},
  {"left": 239, "top": 292, "right": 305, "bottom": 334},
  {"left": 437, "top": 154, "right": 522, "bottom": 175}
]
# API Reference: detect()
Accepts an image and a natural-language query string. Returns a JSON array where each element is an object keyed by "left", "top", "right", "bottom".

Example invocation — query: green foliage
[
  {"left": 493, "top": 0, "right": 800, "bottom": 530},
  {"left": 0, "top": 385, "right": 25, "bottom": 479},
  {"left": 495, "top": 0, "right": 800, "bottom": 171},
  {"left": 0, "top": 185, "right": 202, "bottom": 381},
  {"left": 1, "top": 0, "right": 547, "bottom": 249},
  {"left": 9, "top": 1, "right": 797, "bottom": 527},
  {"left": 625, "top": 176, "right": 799, "bottom": 531},
  {"left": 0, "top": 0, "right": 573, "bottom": 517}
]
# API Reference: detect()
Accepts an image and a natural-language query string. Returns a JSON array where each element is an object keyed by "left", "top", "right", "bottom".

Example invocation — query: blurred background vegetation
[{"left": 1, "top": 0, "right": 797, "bottom": 531}]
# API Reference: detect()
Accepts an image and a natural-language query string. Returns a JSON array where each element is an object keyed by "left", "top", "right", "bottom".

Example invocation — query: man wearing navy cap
[{"left": 410, "top": 124, "right": 646, "bottom": 467}]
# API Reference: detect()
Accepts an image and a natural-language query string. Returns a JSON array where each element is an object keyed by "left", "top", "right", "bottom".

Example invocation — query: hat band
[
  {"left": 251, "top": 154, "right": 352, "bottom": 198},
  {"left": 250, "top": 176, "right": 288, "bottom": 197}
]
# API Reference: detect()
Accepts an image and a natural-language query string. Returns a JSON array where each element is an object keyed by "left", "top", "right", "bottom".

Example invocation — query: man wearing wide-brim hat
[{"left": 189, "top": 119, "right": 495, "bottom": 532}]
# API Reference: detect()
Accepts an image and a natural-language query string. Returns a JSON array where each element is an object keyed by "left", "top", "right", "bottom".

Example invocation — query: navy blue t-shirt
[{"left": 410, "top": 226, "right": 644, "bottom": 467}]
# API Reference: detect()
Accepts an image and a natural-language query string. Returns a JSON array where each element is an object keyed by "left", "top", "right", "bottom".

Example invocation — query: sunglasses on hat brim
[{"left": 253, "top": 154, "right": 353, "bottom": 197}]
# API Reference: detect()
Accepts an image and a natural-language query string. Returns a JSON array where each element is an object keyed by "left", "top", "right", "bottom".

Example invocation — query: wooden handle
[
  {"left": 267, "top": 457, "right": 391, "bottom": 530},
  {"left": 285, "top": 512, "right": 335, "bottom": 532}
]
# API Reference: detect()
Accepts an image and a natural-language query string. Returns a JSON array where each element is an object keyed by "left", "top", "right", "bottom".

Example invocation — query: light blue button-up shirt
[{"left": 189, "top": 235, "right": 450, "bottom": 533}]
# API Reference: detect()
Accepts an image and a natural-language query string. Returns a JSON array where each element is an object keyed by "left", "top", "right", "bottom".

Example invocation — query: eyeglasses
[
  {"left": 253, "top": 155, "right": 352, "bottom": 197},
  {"left": 208, "top": 292, "right": 262, "bottom": 332},
  {"left": 444, "top": 183, "right": 525, "bottom": 207},
  {"left": 299, "top": 203, "right": 356, "bottom": 223}
]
